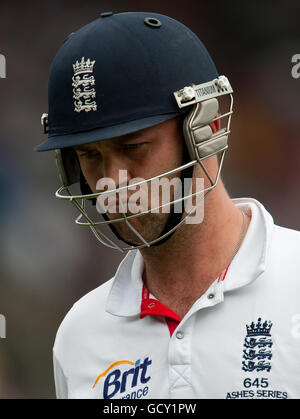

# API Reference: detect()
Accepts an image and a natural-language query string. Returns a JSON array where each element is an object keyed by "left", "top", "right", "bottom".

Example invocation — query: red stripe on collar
[
  {"left": 140, "top": 264, "right": 229, "bottom": 337},
  {"left": 140, "top": 285, "right": 181, "bottom": 321},
  {"left": 218, "top": 264, "right": 230, "bottom": 282}
]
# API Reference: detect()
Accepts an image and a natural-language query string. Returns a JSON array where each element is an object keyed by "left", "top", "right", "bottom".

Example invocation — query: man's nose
[{"left": 100, "top": 153, "right": 131, "bottom": 189}]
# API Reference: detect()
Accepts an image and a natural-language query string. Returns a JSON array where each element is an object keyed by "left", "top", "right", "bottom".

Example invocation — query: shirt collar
[
  {"left": 105, "top": 249, "right": 143, "bottom": 317},
  {"left": 223, "top": 198, "right": 274, "bottom": 292},
  {"left": 105, "top": 198, "right": 274, "bottom": 317}
]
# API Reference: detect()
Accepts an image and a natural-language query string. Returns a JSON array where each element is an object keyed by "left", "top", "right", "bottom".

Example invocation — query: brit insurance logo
[
  {"left": 92, "top": 357, "right": 152, "bottom": 399},
  {"left": 242, "top": 317, "right": 273, "bottom": 373}
]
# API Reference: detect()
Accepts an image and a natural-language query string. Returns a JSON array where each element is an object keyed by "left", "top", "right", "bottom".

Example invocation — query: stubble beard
[
  {"left": 102, "top": 170, "right": 185, "bottom": 246},
  {"left": 106, "top": 209, "right": 172, "bottom": 246}
]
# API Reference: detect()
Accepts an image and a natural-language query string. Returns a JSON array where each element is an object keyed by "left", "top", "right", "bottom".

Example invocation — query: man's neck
[{"left": 140, "top": 181, "right": 251, "bottom": 318}]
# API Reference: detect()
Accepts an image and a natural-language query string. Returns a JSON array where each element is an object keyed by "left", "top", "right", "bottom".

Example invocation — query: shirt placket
[
  {"left": 139, "top": 268, "right": 228, "bottom": 397},
  {"left": 167, "top": 281, "right": 225, "bottom": 397}
]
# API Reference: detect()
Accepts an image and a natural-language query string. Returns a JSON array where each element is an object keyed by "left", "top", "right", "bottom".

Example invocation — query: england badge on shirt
[{"left": 242, "top": 317, "right": 273, "bottom": 373}]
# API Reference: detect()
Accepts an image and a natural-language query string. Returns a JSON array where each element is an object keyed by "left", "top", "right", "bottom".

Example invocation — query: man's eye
[
  {"left": 79, "top": 150, "right": 100, "bottom": 158},
  {"left": 122, "top": 142, "right": 147, "bottom": 150}
]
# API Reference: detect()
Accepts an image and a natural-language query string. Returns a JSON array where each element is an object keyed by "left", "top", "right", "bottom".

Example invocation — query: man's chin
[
  {"left": 104, "top": 211, "right": 171, "bottom": 246},
  {"left": 110, "top": 221, "right": 163, "bottom": 246},
  {"left": 112, "top": 225, "right": 150, "bottom": 246}
]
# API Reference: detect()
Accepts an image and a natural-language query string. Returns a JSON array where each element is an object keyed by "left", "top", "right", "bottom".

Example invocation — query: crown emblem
[
  {"left": 73, "top": 57, "right": 95, "bottom": 75},
  {"left": 246, "top": 318, "right": 273, "bottom": 337},
  {"left": 72, "top": 57, "right": 97, "bottom": 113}
]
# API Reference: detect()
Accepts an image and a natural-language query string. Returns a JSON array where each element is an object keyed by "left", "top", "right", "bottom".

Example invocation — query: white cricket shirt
[{"left": 53, "top": 198, "right": 300, "bottom": 399}]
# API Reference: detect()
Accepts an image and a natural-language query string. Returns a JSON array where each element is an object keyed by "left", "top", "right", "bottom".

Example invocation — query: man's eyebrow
[
  {"left": 116, "top": 131, "right": 143, "bottom": 142},
  {"left": 73, "top": 131, "right": 144, "bottom": 151},
  {"left": 73, "top": 144, "right": 95, "bottom": 151}
]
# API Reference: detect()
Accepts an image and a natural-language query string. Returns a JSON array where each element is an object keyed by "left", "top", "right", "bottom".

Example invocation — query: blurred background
[{"left": 0, "top": 0, "right": 299, "bottom": 398}]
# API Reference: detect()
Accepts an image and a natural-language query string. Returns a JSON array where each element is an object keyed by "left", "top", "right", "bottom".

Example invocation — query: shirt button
[
  {"left": 148, "top": 302, "right": 156, "bottom": 308},
  {"left": 207, "top": 293, "right": 215, "bottom": 299},
  {"left": 176, "top": 331, "right": 184, "bottom": 339}
]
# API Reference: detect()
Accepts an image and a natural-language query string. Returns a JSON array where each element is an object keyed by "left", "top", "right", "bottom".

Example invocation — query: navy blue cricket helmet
[
  {"left": 35, "top": 12, "right": 233, "bottom": 251},
  {"left": 35, "top": 11, "right": 219, "bottom": 151}
]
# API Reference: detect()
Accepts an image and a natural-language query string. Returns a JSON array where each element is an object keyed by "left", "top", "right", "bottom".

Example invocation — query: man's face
[{"left": 73, "top": 118, "right": 185, "bottom": 245}]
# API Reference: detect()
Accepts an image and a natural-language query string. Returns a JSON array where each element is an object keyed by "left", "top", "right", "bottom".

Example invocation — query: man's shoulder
[
  {"left": 54, "top": 278, "right": 114, "bottom": 351},
  {"left": 268, "top": 224, "right": 300, "bottom": 272},
  {"left": 272, "top": 224, "right": 300, "bottom": 251},
  {"left": 62, "top": 276, "right": 114, "bottom": 322}
]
